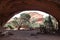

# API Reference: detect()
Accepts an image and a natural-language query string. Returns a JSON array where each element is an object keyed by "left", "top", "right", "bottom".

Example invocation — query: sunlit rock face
[{"left": 28, "top": 12, "right": 43, "bottom": 24}]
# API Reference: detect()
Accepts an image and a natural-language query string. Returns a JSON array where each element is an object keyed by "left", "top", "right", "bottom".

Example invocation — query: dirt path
[{"left": 0, "top": 30, "right": 60, "bottom": 40}]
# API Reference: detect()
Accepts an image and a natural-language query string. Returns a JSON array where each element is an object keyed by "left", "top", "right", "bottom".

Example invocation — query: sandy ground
[{"left": 0, "top": 30, "right": 60, "bottom": 40}]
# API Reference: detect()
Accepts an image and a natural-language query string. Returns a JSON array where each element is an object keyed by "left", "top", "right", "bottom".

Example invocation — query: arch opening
[{"left": 4, "top": 10, "right": 58, "bottom": 33}]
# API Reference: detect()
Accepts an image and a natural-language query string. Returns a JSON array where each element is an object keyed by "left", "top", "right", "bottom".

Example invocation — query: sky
[{"left": 12, "top": 10, "right": 49, "bottom": 18}]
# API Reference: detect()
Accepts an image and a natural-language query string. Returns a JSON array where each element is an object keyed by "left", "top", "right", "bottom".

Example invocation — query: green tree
[
  {"left": 18, "top": 13, "right": 31, "bottom": 30},
  {"left": 7, "top": 24, "right": 14, "bottom": 29},
  {"left": 44, "top": 15, "right": 55, "bottom": 33},
  {"left": 4, "top": 13, "right": 31, "bottom": 30},
  {"left": 13, "top": 17, "right": 20, "bottom": 26}
]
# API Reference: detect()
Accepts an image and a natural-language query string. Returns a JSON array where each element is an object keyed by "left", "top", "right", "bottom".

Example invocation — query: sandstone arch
[{"left": 0, "top": 0, "right": 60, "bottom": 32}]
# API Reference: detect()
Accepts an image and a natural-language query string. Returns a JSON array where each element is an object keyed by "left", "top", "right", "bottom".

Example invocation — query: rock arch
[{"left": 0, "top": 0, "right": 60, "bottom": 31}]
